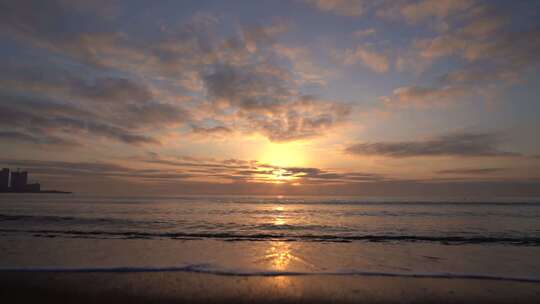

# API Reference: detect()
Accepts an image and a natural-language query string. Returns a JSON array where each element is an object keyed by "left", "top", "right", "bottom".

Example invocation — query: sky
[{"left": 1, "top": 0, "right": 540, "bottom": 196}]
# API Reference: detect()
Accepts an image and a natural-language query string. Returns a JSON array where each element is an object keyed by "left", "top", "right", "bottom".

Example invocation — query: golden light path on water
[{"left": 262, "top": 205, "right": 315, "bottom": 272}]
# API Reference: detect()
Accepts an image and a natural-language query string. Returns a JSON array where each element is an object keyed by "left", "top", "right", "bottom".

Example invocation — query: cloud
[
  {"left": 3, "top": 157, "right": 537, "bottom": 195},
  {"left": 439, "top": 66, "right": 519, "bottom": 86},
  {"left": 4, "top": 4, "right": 345, "bottom": 143},
  {"left": 346, "top": 132, "right": 519, "bottom": 158},
  {"left": 1, "top": 1, "right": 352, "bottom": 144},
  {"left": 0, "top": 59, "right": 192, "bottom": 146},
  {"left": 277, "top": 166, "right": 384, "bottom": 183},
  {"left": 303, "top": 0, "right": 366, "bottom": 17},
  {"left": 382, "top": 9, "right": 539, "bottom": 108},
  {"left": 339, "top": 45, "right": 390, "bottom": 73},
  {"left": 0, "top": 155, "right": 386, "bottom": 195},
  {"left": 380, "top": 85, "right": 469, "bottom": 107},
  {"left": 202, "top": 64, "right": 351, "bottom": 142},
  {"left": 0, "top": 159, "right": 129, "bottom": 174},
  {"left": 305, "top": 0, "right": 476, "bottom": 26},
  {"left": 385, "top": 2, "right": 538, "bottom": 111},
  {"left": 52, "top": 117, "right": 160, "bottom": 145},
  {"left": 400, "top": 0, "right": 474, "bottom": 24},
  {"left": 416, "top": 26, "right": 539, "bottom": 64},
  {"left": 242, "top": 20, "right": 291, "bottom": 52},
  {"left": 460, "top": 7, "right": 508, "bottom": 37},
  {"left": 383, "top": 12, "right": 538, "bottom": 108},
  {"left": 353, "top": 28, "right": 376, "bottom": 38},
  {"left": 0, "top": 90, "right": 169, "bottom": 146},
  {"left": 250, "top": 98, "right": 352, "bottom": 142},
  {"left": 142, "top": 155, "right": 385, "bottom": 184},
  {"left": 1, "top": 65, "right": 190, "bottom": 127},
  {"left": 413, "top": 7, "right": 540, "bottom": 85},
  {"left": 0, "top": 131, "right": 76, "bottom": 146},
  {"left": 190, "top": 125, "right": 233, "bottom": 137},
  {"left": 272, "top": 44, "right": 334, "bottom": 86},
  {"left": 62, "top": 77, "right": 189, "bottom": 129},
  {"left": 0, "top": 1, "right": 221, "bottom": 83},
  {"left": 69, "top": 77, "right": 152, "bottom": 104},
  {"left": 381, "top": 16, "right": 540, "bottom": 106},
  {"left": 0, "top": 158, "right": 194, "bottom": 181},
  {"left": 436, "top": 168, "right": 506, "bottom": 175},
  {"left": 0, "top": 1, "right": 130, "bottom": 66},
  {"left": 202, "top": 63, "right": 291, "bottom": 112}
]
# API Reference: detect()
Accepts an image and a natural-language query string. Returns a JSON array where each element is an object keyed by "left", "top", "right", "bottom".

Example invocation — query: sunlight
[
  {"left": 274, "top": 217, "right": 286, "bottom": 225},
  {"left": 273, "top": 205, "right": 286, "bottom": 225},
  {"left": 272, "top": 275, "right": 293, "bottom": 290},
  {"left": 263, "top": 242, "right": 295, "bottom": 289},
  {"left": 264, "top": 242, "right": 294, "bottom": 270},
  {"left": 269, "top": 168, "right": 295, "bottom": 183},
  {"left": 259, "top": 142, "right": 309, "bottom": 167}
]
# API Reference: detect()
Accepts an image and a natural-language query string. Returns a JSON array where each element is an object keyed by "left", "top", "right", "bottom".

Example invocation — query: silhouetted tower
[
  {"left": 0, "top": 168, "right": 9, "bottom": 190},
  {"left": 10, "top": 169, "right": 28, "bottom": 191}
]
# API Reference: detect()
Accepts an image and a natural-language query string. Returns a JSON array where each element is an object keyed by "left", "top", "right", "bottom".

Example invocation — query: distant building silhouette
[
  {"left": 0, "top": 168, "right": 71, "bottom": 193},
  {"left": 25, "top": 182, "right": 41, "bottom": 192},
  {"left": 0, "top": 168, "right": 9, "bottom": 190},
  {"left": 11, "top": 170, "right": 28, "bottom": 191},
  {"left": 0, "top": 168, "right": 42, "bottom": 193}
]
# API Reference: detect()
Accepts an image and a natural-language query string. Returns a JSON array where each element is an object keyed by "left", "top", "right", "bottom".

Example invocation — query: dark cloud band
[{"left": 346, "top": 132, "right": 519, "bottom": 158}]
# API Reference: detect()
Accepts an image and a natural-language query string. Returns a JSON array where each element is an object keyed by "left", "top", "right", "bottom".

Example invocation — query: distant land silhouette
[{"left": 0, "top": 168, "right": 71, "bottom": 194}]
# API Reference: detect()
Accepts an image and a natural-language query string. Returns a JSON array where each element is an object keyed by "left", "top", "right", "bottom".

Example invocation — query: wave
[
  {"left": 0, "top": 264, "right": 539, "bottom": 283},
  {"left": 0, "top": 214, "right": 171, "bottom": 227},
  {"left": 3, "top": 194, "right": 540, "bottom": 206},
  {"left": 0, "top": 214, "right": 78, "bottom": 221},
  {"left": 2, "top": 228, "right": 540, "bottom": 245}
]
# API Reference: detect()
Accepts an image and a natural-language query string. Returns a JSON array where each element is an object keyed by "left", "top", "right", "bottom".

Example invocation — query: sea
[{"left": 1, "top": 194, "right": 540, "bottom": 282}]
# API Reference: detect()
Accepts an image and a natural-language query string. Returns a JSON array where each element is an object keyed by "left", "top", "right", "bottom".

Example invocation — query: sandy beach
[{"left": 1, "top": 271, "right": 540, "bottom": 304}]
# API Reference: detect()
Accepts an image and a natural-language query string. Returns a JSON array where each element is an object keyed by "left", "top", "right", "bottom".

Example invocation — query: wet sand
[{"left": 1, "top": 272, "right": 540, "bottom": 303}]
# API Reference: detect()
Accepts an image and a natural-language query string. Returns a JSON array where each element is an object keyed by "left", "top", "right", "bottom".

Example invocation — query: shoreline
[
  {"left": 1, "top": 271, "right": 540, "bottom": 303},
  {"left": 1, "top": 266, "right": 539, "bottom": 283}
]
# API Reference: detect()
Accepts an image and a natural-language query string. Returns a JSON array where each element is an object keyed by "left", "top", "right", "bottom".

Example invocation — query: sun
[
  {"left": 256, "top": 141, "right": 310, "bottom": 184},
  {"left": 258, "top": 142, "right": 309, "bottom": 167}
]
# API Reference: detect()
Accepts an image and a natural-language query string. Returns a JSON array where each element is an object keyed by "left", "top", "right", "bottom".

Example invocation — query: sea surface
[{"left": 1, "top": 194, "right": 540, "bottom": 282}]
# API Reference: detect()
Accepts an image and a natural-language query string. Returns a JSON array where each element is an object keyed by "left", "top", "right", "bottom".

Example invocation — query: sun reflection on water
[
  {"left": 274, "top": 217, "right": 286, "bottom": 226},
  {"left": 273, "top": 205, "right": 286, "bottom": 226},
  {"left": 272, "top": 275, "right": 293, "bottom": 290},
  {"left": 257, "top": 205, "right": 313, "bottom": 275},
  {"left": 264, "top": 241, "right": 294, "bottom": 270}
]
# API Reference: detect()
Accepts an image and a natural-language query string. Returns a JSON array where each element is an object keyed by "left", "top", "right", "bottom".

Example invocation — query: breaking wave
[
  {"left": 0, "top": 264, "right": 539, "bottom": 283},
  {"left": 2, "top": 228, "right": 540, "bottom": 245}
]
